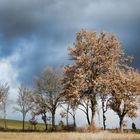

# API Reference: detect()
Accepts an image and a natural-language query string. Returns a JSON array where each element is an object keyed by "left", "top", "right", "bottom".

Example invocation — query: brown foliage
[
  {"left": 62, "top": 29, "right": 123, "bottom": 126},
  {"left": 63, "top": 29, "right": 140, "bottom": 131}
]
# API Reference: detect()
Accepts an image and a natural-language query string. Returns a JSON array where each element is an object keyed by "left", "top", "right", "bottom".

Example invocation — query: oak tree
[
  {"left": 63, "top": 29, "right": 122, "bottom": 126},
  {"left": 108, "top": 69, "right": 140, "bottom": 131}
]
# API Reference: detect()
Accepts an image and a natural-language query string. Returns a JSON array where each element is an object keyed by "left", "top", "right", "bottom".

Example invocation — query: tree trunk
[
  {"left": 80, "top": 98, "right": 96, "bottom": 126},
  {"left": 42, "top": 113, "right": 47, "bottom": 131},
  {"left": 22, "top": 113, "right": 25, "bottom": 131},
  {"left": 90, "top": 98, "right": 96, "bottom": 125},
  {"left": 119, "top": 116, "right": 124, "bottom": 132},
  {"left": 51, "top": 110, "right": 56, "bottom": 131},
  {"left": 43, "top": 119, "right": 47, "bottom": 131},
  {"left": 102, "top": 111, "right": 106, "bottom": 130},
  {"left": 73, "top": 115, "right": 76, "bottom": 127},
  {"left": 44, "top": 122, "right": 48, "bottom": 131},
  {"left": 86, "top": 106, "right": 91, "bottom": 125},
  {"left": 101, "top": 100, "right": 106, "bottom": 130},
  {"left": 66, "top": 104, "right": 69, "bottom": 127},
  {"left": 3, "top": 102, "right": 7, "bottom": 129}
]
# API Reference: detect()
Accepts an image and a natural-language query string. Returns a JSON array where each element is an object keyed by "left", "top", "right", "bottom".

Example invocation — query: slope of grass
[
  {"left": 0, "top": 132, "right": 140, "bottom": 140},
  {"left": 0, "top": 119, "right": 45, "bottom": 130}
]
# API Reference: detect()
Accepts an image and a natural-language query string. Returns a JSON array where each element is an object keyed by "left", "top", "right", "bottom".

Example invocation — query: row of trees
[
  {"left": 62, "top": 30, "right": 140, "bottom": 131},
  {"left": 0, "top": 30, "right": 140, "bottom": 132}
]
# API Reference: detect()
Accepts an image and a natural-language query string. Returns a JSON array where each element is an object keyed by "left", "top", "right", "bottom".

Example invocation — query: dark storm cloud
[
  {"left": 0, "top": 0, "right": 140, "bottom": 83},
  {"left": 15, "top": 39, "right": 68, "bottom": 84}
]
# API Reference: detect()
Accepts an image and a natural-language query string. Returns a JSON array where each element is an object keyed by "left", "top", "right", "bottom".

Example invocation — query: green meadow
[{"left": 0, "top": 119, "right": 45, "bottom": 131}]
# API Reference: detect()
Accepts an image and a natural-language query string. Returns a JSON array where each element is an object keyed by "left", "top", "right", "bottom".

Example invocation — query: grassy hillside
[{"left": 0, "top": 119, "right": 46, "bottom": 130}]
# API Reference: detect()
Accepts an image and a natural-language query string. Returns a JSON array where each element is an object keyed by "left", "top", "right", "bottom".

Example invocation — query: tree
[
  {"left": 69, "top": 101, "right": 78, "bottom": 127},
  {"left": 62, "top": 65, "right": 80, "bottom": 127},
  {"left": 14, "top": 85, "right": 33, "bottom": 131},
  {"left": 100, "top": 94, "right": 110, "bottom": 130},
  {"left": 29, "top": 117, "right": 38, "bottom": 130},
  {"left": 63, "top": 29, "right": 140, "bottom": 131},
  {"left": 63, "top": 29, "right": 122, "bottom": 126},
  {"left": 62, "top": 63, "right": 97, "bottom": 126},
  {"left": 60, "top": 100, "right": 78, "bottom": 127},
  {"left": 108, "top": 69, "right": 140, "bottom": 131},
  {"left": 78, "top": 96, "right": 96, "bottom": 125},
  {"left": 30, "top": 96, "right": 49, "bottom": 131},
  {"left": 33, "top": 67, "right": 62, "bottom": 131},
  {"left": 96, "top": 76, "right": 112, "bottom": 130},
  {"left": 0, "top": 82, "right": 9, "bottom": 129}
]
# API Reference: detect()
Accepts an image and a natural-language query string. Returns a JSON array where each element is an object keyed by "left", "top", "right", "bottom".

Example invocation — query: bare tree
[
  {"left": 0, "top": 82, "right": 9, "bottom": 129},
  {"left": 33, "top": 67, "right": 62, "bottom": 131},
  {"left": 14, "top": 85, "right": 33, "bottom": 131}
]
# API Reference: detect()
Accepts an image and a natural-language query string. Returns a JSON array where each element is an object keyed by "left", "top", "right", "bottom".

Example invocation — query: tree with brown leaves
[
  {"left": 63, "top": 29, "right": 122, "bottom": 126},
  {"left": 108, "top": 69, "right": 140, "bottom": 131}
]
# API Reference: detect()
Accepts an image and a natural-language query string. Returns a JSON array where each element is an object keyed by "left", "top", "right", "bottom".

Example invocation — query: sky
[{"left": 0, "top": 0, "right": 140, "bottom": 128}]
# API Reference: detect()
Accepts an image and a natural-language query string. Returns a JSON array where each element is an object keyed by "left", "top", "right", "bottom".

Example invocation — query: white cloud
[{"left": 0, "top": 55, "right": 19, "bottom": 102}]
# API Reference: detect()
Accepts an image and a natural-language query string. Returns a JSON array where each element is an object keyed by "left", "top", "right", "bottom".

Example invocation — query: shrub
[{"left": 76, "top": 123, "right": 99, "bottom": 132}]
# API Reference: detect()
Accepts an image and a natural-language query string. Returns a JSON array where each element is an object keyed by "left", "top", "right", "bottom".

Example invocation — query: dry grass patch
[{"left": 0, "top": 132, "right": 140, "bottom": 140}]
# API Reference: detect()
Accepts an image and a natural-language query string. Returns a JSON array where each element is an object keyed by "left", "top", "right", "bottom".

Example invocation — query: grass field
[
  {"left": 0, "top": 119, "right": 45, "bottom": 130},
  {"left": 0, "top": 119, "right": 140, "bottom": 140},
  {"left": 0, "top": 132, "right": 139, "bottom": 140}
]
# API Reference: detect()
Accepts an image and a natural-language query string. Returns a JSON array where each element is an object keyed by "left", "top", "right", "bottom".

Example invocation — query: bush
[
  {"left": 76, "top": 123, "right": 99, "bottom": 132},
  {"left": 63, "top": 124, "right": 76, "bottom": 131}
]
